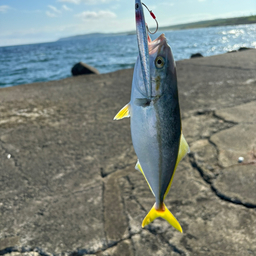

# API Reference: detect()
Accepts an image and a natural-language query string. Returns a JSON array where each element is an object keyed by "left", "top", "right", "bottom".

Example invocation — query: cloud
[
  {"left": 58, "top": 0, "right": 81, "bottom": 4},
  {"left": 0, "top": 5, "right": 10, "bottom": 13},
  {"left": 58, "top": 0, "right": 117, "bottom": 5},
  {"left": 160, "top": 2, "right": 174, "bottom": 7},
  {"left": 62, "top": 5, "right": 72, "bottom": 11},
  {"left": 48, "top": 5, "right": 61, "bottom": 13},
  {"left": 76, "top": 10, "right": 116, "bottom": 20},
  {"left": 46, "top": 5, "right": 62, "bottom": 18},
  {"left": 46, "top": 11, "right": 58, "bottom": 17}
]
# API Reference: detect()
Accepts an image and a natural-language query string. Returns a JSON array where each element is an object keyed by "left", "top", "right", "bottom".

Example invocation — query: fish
[
  {"left": 113, "top": 2, "right": 189, "bottom": 233},
  {"left": 135, "top": 0, "right": 151, "bottom": 98}
]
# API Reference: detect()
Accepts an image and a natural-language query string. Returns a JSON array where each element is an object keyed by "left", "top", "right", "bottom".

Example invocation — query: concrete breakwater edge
[{"left": 0, "top": 50, "right": 256, "bottom": 256}]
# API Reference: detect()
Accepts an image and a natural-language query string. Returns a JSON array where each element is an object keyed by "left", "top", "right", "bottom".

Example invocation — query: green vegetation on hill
[
  {"left": 161, "top": 15, "right": 256, "bottom": 31},
  {"left": 58, "top": 15, "right": 256, "bottom": 41}
]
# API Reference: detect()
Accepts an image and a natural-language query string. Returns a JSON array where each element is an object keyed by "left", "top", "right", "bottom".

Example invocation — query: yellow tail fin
[{"left": 142, "top": 203, "right": 183, "bottom": 233}]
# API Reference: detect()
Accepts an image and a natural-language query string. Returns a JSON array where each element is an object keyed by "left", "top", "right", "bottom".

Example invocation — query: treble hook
[{"left": 142, "top": 3, "right": 158, "bottom": 34}]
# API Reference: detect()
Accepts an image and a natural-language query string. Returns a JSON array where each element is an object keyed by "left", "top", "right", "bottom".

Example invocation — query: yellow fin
[
  {"left": 177, "top": 133, "right": 190, "bottom": 164},
  {"left": 135, "top": 160, "right": 143, "bottom": 174},
  {"left": 113, "top": 103, "right": 130, "bottom": 120},
  {"left": 164, "top": 133, "right": 190, "bottom": 199},
  {"left": 142, "top": 203, "right": 183, "bottom": 233},
  {"left": 135, "top": 160, "right": 155, "bottom": 196}
]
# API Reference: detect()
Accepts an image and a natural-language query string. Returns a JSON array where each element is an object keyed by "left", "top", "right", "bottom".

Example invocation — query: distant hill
[
  {"left": 161, "top": 15, "right": 256, "bottom": 31},
  {"left": 57, "top": 32, "right": 124, "bottom": 42},
  {"left": 57, "top": 15, "right": 256, "bottom": 41}
]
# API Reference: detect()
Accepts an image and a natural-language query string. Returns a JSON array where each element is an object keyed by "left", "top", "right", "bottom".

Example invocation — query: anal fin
[{"left": 135, "top": 160, "right": 155, "bottom": 196}]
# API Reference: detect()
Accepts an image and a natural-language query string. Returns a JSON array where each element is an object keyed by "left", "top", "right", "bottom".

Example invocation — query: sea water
[{"left": 0, "top": 24, "right": 256, "bottom": 87}]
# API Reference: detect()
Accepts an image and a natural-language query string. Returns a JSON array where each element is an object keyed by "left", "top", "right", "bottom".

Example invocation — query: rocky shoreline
[{"left": 0, "top": 50, "right": 256, "bottom": 256}]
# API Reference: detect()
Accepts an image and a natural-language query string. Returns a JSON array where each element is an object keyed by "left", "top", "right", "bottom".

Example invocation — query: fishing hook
[{"left": 142, "top": 3, "right": 158, "bottom": 34}]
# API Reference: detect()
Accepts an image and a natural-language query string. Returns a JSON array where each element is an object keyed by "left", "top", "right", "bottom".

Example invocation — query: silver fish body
[{"left": 130, "top": 34, "right": 181, "bottom": 208}]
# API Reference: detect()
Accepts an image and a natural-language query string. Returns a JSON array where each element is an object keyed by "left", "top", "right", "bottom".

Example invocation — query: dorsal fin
[{"left": 164, "top": 133, "right": 189, "bottom": 199}]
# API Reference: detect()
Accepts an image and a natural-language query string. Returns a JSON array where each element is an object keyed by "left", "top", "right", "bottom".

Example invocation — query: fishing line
[{"left": 142, "top": 3, "right": 158, "bottom": 34}]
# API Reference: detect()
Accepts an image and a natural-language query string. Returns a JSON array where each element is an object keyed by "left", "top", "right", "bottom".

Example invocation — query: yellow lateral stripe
[
  {"left": 113, "top": 103, "right": 130, "bottom": 120},
  {"left": 164, "top": 133, "right": 189, "bottom": 199},
  {"left": 142, "top": 203, "right": 182, "bottom": 233}
]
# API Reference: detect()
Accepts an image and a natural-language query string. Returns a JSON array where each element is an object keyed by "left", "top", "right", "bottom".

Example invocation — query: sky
[{"left": 0, "top": 0, "right": 255, "bottom": 46}]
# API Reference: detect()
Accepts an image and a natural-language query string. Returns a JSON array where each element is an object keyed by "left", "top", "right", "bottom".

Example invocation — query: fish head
[{"left": 148, "top": 34, "right": 177, "bottom": 98}]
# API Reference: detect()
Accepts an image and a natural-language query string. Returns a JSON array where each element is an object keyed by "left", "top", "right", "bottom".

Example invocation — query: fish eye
[
  {"left": 155, "top": 56, "right": 165, "bottom": 69},
  {"left": 135, "top": 3, "right": 139, "bottom": 9}
]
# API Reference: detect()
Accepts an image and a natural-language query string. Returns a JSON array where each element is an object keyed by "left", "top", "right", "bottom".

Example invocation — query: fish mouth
[{"left": 148, "top": 34, "right": 167, "bottom": 54}]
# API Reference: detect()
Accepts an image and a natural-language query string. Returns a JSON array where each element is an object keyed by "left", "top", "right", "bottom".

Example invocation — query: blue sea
[{"left": 1, "top": 24, "right": 256, "bottom": 88}]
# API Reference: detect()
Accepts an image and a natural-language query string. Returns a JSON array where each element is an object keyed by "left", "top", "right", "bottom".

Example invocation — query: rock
[
  {"left": 227, "top": 50, "right": 237, "bottom": 53},
  {"left": 228, "top": 47, "right": 254, "bottom": 53},
  {"left": 190, "top": 53, "right": 203, "bottom": 58},
  {"left": 71, "top": 62, "right": 100, "bottom": 76},
  {"left": 238, "top": 47, "right": 254, "bottom": 51}
]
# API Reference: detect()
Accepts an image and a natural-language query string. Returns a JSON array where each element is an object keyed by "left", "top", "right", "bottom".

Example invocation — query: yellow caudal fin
[
  {"left": 142, "top": 203, "right": 183, "bottom": 233},
  {"left": 113, "top": 103, "right": 130, "bottom": 120}
]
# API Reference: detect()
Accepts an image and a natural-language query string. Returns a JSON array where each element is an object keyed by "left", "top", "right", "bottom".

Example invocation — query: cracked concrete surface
[{"left": 0, "top": 50, "right": 256, "bottom": 256}]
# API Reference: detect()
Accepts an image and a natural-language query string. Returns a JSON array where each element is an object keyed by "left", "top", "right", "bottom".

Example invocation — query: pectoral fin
[
  {"left": 113, "top": 103, "right": 130, "bottom": 120},
  {"left": 164, "top": 133, "right": 190, "bottom": 199}
]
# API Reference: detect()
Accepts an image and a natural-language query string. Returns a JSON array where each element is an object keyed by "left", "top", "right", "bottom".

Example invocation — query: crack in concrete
[
  {"left": 124, "top": 176, "right": 147, "bottom": 213},
  {"left": 189, "top": 109, "right": 256, "bottom": 208},
  {"left": 0, "top": 138, "right": 30, "bottom": 184},
  {"left": 118, "top": 179, "right": 136, "bottom": 256},
  {"left": 189, "top": 153, "right": 256, "bottom": 209},
  {"left": 96, "top": 233, "right": 141, "bottom": 255},
  {"left": 100, "top": 162, "right": 134, "bottom": 178},
  {"left": 0, "top": 246, "right": 52, "bottom": 256},
  {"left": 146, "top": 229, "right": 187, "bottom": 256},
  {"left": 212, "top": 112, "right": 238, "bottom": 126},
  {"left": 129, "top": 236, "right": 137, "bottom": 256},
  {"left": 102, "top": 182, "right": 108, "bottom": 249},
  {"left": 207, "top": 138, "right": 223, "bottom": 170},
  {"left": 211, "top": 185, "right": 256, "bottom": 209},
  {"left": 0, "top": 234, "right": 143, "bottom": 256}
]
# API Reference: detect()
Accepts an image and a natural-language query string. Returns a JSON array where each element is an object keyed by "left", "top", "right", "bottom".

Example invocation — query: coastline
[
  {"left": 0, "top": 50, "right": 256, "bottom": 255},
  {"left": 59, "top": 15, "right": 256, "bottom": 41},
  {"left": 1, "top": 23, "right": 256, "bottom": 88}
]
